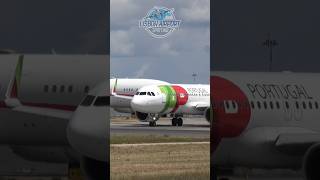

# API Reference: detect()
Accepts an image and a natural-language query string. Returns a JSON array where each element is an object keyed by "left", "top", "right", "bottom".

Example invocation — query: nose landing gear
[
  {"left": 148, "top": 114, "right": 159, "bottom": 127},
  {"left": 172, "top": 117, "right": 183, "bottom": 126}
]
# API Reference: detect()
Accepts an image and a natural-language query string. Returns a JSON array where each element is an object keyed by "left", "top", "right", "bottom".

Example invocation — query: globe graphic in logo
[{"left": 139, "top": 7, "right": 181, "bottom": 38}]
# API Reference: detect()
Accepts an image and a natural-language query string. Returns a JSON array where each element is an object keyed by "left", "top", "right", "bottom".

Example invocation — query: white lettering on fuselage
[{"left": 186, "top": 88, "right": 209, "bottom": 97}]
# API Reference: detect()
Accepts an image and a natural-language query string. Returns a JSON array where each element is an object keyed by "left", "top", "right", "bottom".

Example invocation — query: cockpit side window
[
  {"left": 136, "top": 92, "right": 140, "bottom": 95},
  {"left": 80, "top": 95, "right": 96, "bottom": 106},
  {"left": 140, "top": 92, "right": 146, "bottom": 95},
  {"left": 94, "top": 96, "right": 110, "bottom": 106},
  {"left": 151, "top": 92, "right": 155, "bottom": 96},
  {"left": 147, "top": 92, "right": 151, "bottom": 96}
]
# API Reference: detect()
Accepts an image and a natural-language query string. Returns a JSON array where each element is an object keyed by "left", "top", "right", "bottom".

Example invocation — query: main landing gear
[
  {"left": 172, "top": 117, "right": 183, "bottom": 126},
  {"left": 149, "top": 121, "right": 157, "bottom": 127}
]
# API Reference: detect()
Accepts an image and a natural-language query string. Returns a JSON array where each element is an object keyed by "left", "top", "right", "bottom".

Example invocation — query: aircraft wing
[
  {"left": 9, "top": 105, "right": 73, "bottom": 119},
  {"left": 191, "top": 103, "right": 210, "bottom": 111},
  {"left": 5, "top": 98, "right": 73, "bottom": 119},
  {"left": 111, "top": 93, "right": 133, "bottom": 100},
  {"left": 275, "top": 133, "right": 320, "bottom": 155}
]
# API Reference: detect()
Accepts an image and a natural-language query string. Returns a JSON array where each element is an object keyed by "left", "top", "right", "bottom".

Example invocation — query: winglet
[
  {"left": 5, "top": 55, "right": 23, "bottom": 107},
  {"left": 111, "top": 78, "right": 118, "bottom": 95},
  {"left": 110, "top": 79, "right": 133, "bottom": 100}
]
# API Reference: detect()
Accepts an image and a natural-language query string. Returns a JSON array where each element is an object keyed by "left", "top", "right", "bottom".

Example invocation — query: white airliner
[
  {"left": 212, "top": 71, "right": 320, "bottom": 180},
  {"left": 130, "top": 84, "right": 210, "bottom": 126},
  {"left": 110, "top": 78, "right": 169, "bottom": 113},
  {"left": 0, "top": 54, "right": 108, "bottom": 179}
]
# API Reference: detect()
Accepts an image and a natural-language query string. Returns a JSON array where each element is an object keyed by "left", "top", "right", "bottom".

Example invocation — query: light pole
[
  {"left": 192, "top": 73, "right": 197, "bottom": 83},
  {"left": 263, "top": 33, "right": 279, "bottom": 72}
]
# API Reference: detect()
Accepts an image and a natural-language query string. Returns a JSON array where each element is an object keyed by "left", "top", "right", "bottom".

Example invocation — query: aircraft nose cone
[
  {"left": 67, "top": 105, "right": 108, "bottom": 162},
  {"left": 131, "top": 96, "right": 164, "bottom": 114},
  {"left": 131, "top": 97, "right": 145, "bottom": 112}
]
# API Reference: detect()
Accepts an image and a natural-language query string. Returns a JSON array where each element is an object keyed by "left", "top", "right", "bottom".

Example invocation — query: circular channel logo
[{"left": 139, "top": 6, "right": 181, "bottom": 38}]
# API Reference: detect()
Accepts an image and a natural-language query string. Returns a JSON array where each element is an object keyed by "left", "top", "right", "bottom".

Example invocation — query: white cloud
[
  {"left": 110, "top": 0, "right": 141, "bottom": 29},
  {"left": 179, "top": 0, "right": 210, "bottom": 23},
  {"left": 134, "top": 63, "right": 150, "bottom": 78},
  {"left": 110, "top": 0, "right": 210, "bottom": 83},
  {"left": 158, "top": 42, "right": 179, "bottom": 56},
  {"left": 110, "top": 30, "right": 134, "bottom": 56}
]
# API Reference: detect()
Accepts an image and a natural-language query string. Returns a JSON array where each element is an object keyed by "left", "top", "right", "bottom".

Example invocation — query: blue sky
[{"left": 110, "top": 0, "right": 210, "bottom": 84}]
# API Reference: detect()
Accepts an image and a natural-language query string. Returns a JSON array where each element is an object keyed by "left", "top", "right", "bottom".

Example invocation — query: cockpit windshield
[
  {"left": 94, "top": 96, "right": 109, "bottom": 106},
  {"left": 80, "top": 95, "right": 95, "bottom": 106},
  {"left": 136, "top": 92, "right": 156, "bottom": 96}
]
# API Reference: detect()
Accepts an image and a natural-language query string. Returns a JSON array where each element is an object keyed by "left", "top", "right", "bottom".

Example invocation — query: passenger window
[
  {"left": 295, "top": 101, "right": 299, "bottom": 109},
  {"left": 285, "top": 101, "right": 289, "bottom": 109},
  {"left": 52, "top": 85, "right": 57, "bottom": 93},
  {"left": 263, "top": 101, "right": 267, "bottom": 109},
  {"left": 94, "top": 96, "right": 109, "bottom": 106},
  {"left": 315, "top": 102, "right": 319, "bottom": 109},
  {"left": 276, "top": 101, "right": 280, "bottom": 109},
  {"left": 44, "top": 85, "right": 49, "bottom": 93},
  {"left": 60, "top": 85, "right": 65, "bottom": 93},
  {"left": 257, "top": 101, "right": 261, "bottom": 109},
  {"left": 84, "top": 86, "right": 90, "bottom": 93},
  {"left": 309, "top": 102, "right": 313, "bottom": 109},
  {"left": 80, "top": 95, "right": 95, "bottom": 106},
  {"left": 270, "top": 101, "right": 273, "bottom": 109},
  {"left": 303, "top": 102, "right": 306, "bottom": 109},
  {"left": 250, "top": 101, "right": 255, "bottom": 109},
  {"left": 68, "top": 85, "right": 73, "bottom": 93}
]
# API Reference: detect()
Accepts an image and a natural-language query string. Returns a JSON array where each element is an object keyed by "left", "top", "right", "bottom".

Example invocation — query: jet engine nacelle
[
  {"left": 135, "top": 111, "right": 159, "bottom": 122},
  {"left": 135, "top": 111, "right": 149, "bottom": 122},
  {"left": 81, "top": 157, "right": 108, "bottom": 180},
  {"left": 303, "top": 143, "right": 320, "bottom": 180}
]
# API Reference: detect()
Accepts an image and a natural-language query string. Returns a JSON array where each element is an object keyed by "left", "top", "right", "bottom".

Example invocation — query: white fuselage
[
  {"left": 212, "top": 71, "right": 320, "bottom": 169},
  {"left": 131, "top": 84, "right": 210, "bottom": 115},
  {"left": 110, "top": 78, "right": 169, "bottom": 113},
  {"left": 0, "top": 55, "right": 107, "bottom": 109},
  {"left": 0, "top": 55, "right": 107, "bottom": 145}
]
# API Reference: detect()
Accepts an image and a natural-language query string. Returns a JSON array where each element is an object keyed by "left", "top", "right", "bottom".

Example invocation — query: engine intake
[
  {"left": 205, "top": 107, "right": 211, "bottom": 123},
  {"left": 81, "top": 157, "right": 108, "bottom": 180},
  {"left": 303, "top": 143, "right": 320, "bottom": 180},
  {"left": 136, "top": 111, "right": 148, "bottom": 121}
]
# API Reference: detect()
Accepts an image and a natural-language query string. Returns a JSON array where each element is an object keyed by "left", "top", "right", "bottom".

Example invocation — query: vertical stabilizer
[{"left": 5, "top": 55, "right": 23, "bottom": 107}]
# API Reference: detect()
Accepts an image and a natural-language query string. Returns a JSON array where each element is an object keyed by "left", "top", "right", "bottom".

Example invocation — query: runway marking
[{"left": 111, "top": 142, "right": 210, "bottom": 147}]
